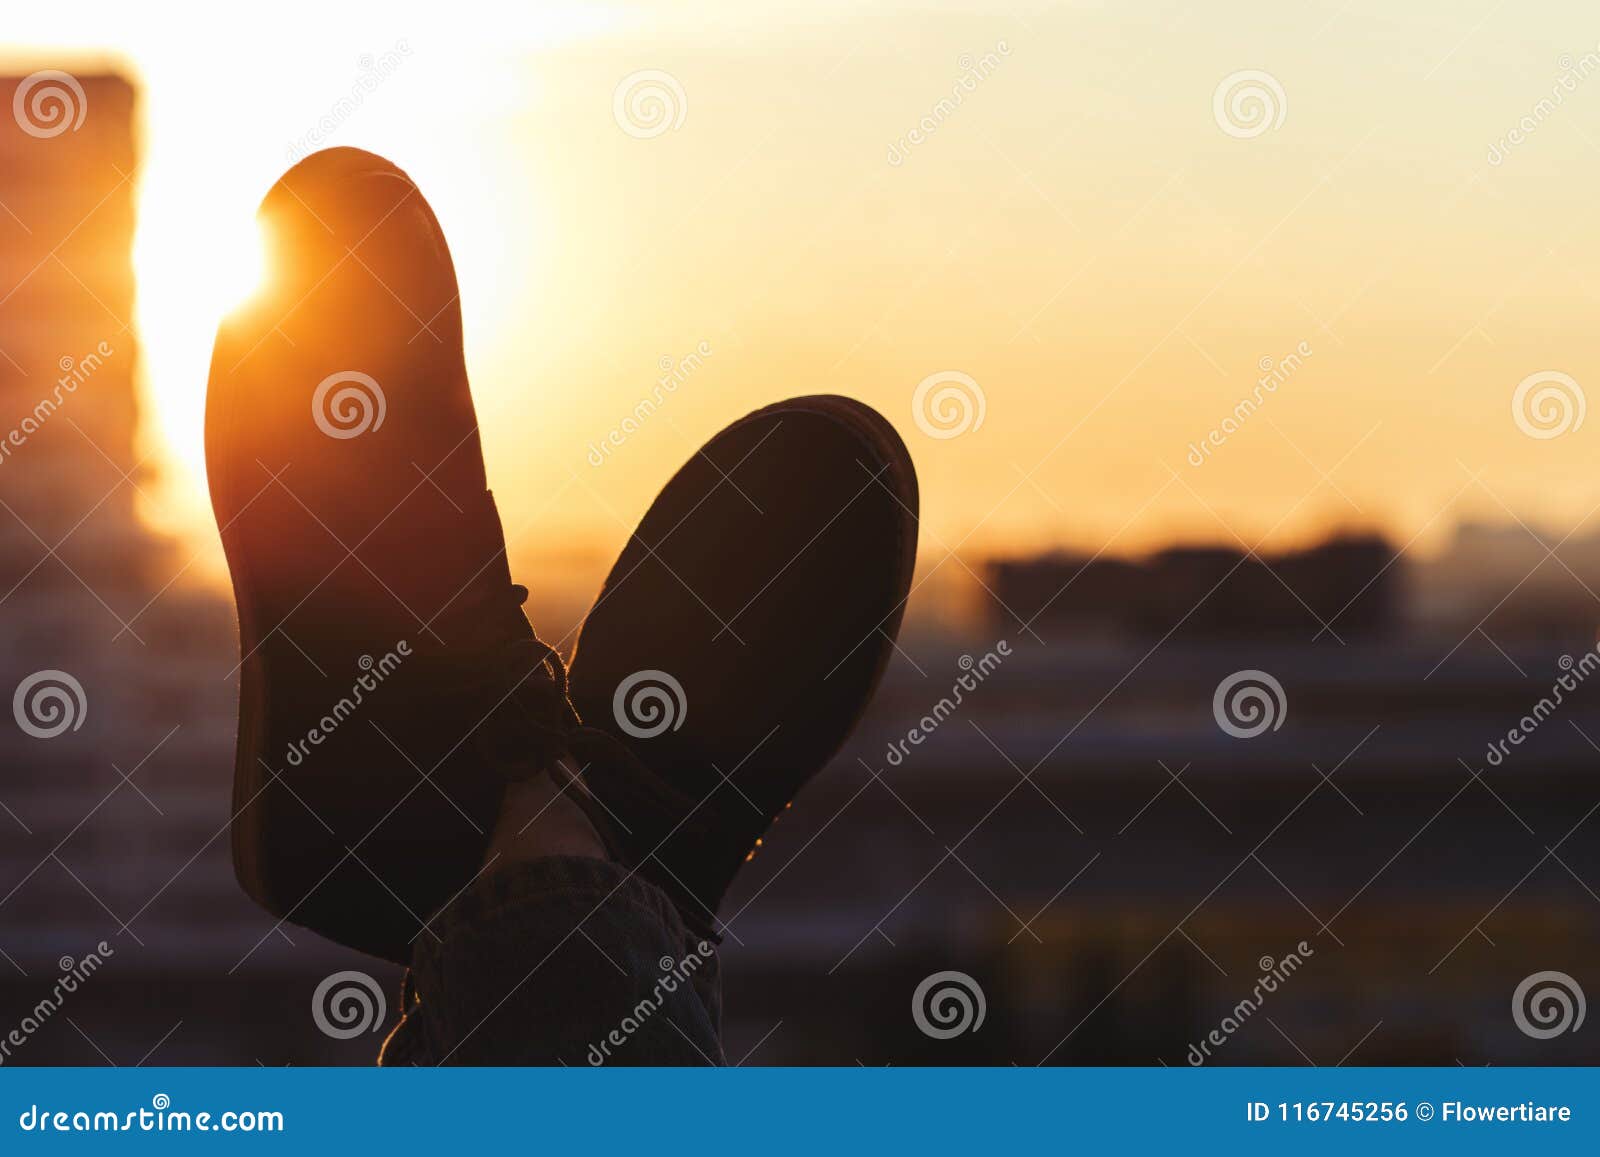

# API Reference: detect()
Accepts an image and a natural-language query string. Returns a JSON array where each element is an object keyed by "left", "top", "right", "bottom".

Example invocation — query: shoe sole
[
  {"left": 568, "top": 394, "right": 919, "bottom": 924},
  {"left": 208, "top": 149, "right": 514, "bottom": 963}
]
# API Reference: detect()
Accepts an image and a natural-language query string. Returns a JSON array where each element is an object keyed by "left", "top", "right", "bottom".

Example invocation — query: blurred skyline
[
  {"left": 6, "top": 0, "right": 1600, "bottom": 613},
  {"left": 4, "top": 7, "right": 1600, "bottom": 1067}
]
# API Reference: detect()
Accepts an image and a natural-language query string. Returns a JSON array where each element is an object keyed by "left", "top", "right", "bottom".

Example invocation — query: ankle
[{"left": 483, "top": 757, "right": 609, "bottom": 871}]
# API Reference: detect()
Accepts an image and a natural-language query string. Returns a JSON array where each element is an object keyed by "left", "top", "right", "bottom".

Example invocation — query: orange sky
[{"left": 7, "top": 1, "right": 1600, "bottom": 607}]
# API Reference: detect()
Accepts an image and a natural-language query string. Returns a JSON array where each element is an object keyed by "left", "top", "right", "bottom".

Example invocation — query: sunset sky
[{"left": 6, "top": 1, "right": 1600, "bottom": 608}]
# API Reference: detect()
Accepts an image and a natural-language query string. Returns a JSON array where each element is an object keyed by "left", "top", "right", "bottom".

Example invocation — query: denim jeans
[{"left": 379, "top": 856, "right": 725, "bottom": 1065}]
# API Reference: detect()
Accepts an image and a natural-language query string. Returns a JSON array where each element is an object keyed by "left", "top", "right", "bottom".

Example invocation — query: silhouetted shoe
[
  {"left": 566, "top": 396, "right": 919, "bottom": 936},
  {"left": 206, "top": 148, "right": 574, "bottom": 963}
]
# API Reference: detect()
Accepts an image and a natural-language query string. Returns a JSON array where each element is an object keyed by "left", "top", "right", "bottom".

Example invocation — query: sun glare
[
  {"left": 131, "top": 180, "right": 268, "bottom": 529},
  {"left": 221, "top": 217, "right": 270, "bottom": 313}
]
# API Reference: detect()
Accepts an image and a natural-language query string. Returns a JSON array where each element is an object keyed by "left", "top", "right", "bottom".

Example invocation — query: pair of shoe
[{"left": 206, "top": 148, "right": 919, "bottom": 962}]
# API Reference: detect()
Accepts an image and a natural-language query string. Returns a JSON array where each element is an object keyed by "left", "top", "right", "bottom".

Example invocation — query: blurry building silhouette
[
  {"left": 0, "top": 70, "right": 1591, "bottom": 1068},
  {"left": 1412, "top": 521, "right": 1600, "bottom": 640},
  {"left": 0, "top": 72, "right": 322, "bottom": 1066},
  {"left": 987, "top": 534, "right": 1398, "bottom": 641},
  {"left": 0, "top": 74, "right": 154, "bottom": 596}
]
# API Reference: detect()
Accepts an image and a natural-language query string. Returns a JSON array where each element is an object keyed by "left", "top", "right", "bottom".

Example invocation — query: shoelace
[
  {"left": 474, "top": 585, "right": 724, "bottom": 941},
  {"left": 559, "top": 725, "right": 727, "bottom": 942},
  {"left": 448, "top": 582, "right": 580, "bottom": 780},
  {"left": 507, "top": 582, "right": 573, "bottom": 699}
]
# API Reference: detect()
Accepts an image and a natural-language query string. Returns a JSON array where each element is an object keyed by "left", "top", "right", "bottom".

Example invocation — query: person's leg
[
  {"left": 380, "top": 767, "right": 723, "bottom": 1065},
  {"left": 566, "top": 396, "right": 920, "bottom": 935},
  {"left": 207, "top": 149, "right": 725, "bottom": 1062},
  {"left": 207, "top": 148, "right": 576, "bottom": 965},
  {"left": 207, "top": 149, "right": 918, "bottom": 1066},
  {"left": 377, "top": 395, "right": 924, "bottom": 1065}
]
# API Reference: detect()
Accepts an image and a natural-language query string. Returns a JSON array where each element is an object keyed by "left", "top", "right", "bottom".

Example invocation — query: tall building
[
  {"left": 0, "top": 75, "right": 307, "bottom": 1060},
  {"left": 0, "top": 72, "right": 147, "bottom": 600}
]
